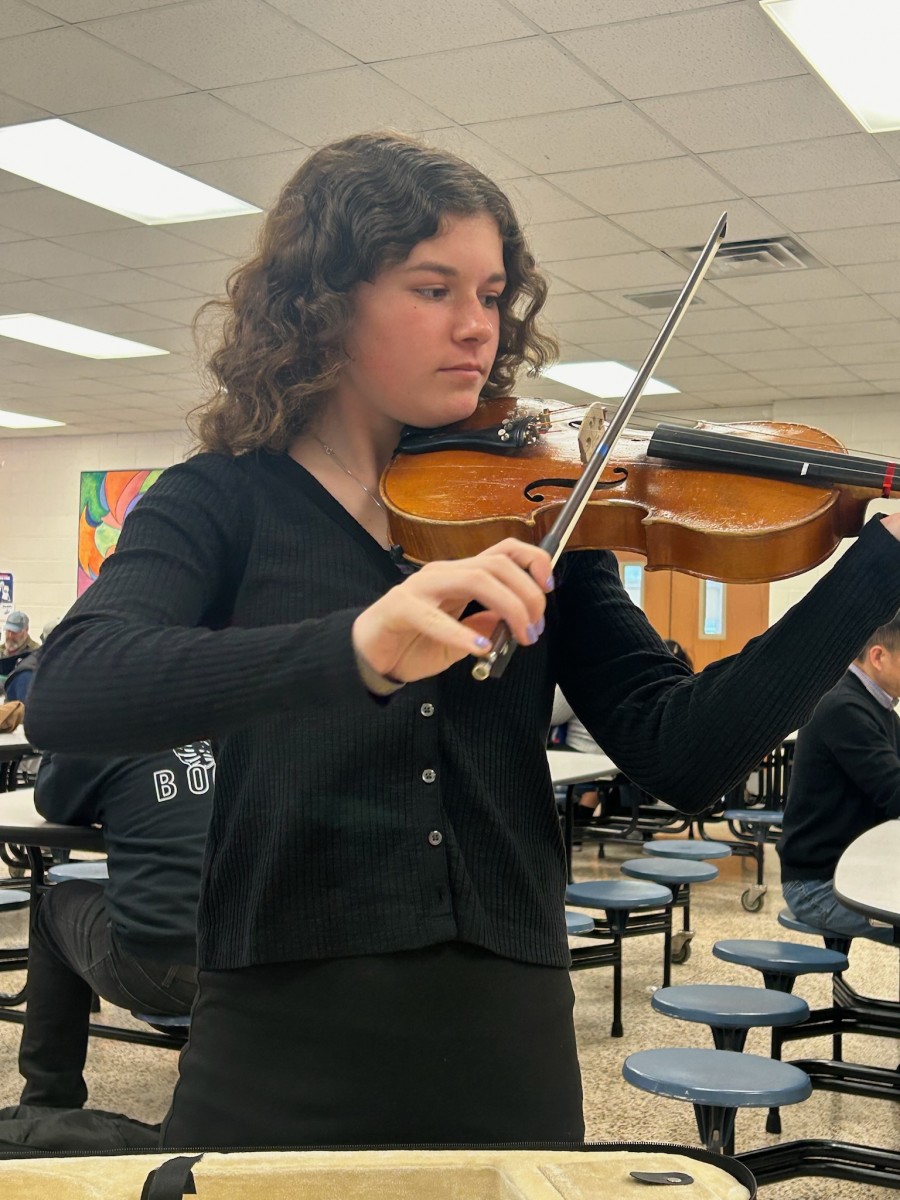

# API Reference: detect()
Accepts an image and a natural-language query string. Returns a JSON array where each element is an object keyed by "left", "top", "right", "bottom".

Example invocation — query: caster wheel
[
  {"left": 670, "top": 940, "right": 692, "bottom": 965},
  {"left": 741, "top": 886, "right": 766, "bottom": 912}
]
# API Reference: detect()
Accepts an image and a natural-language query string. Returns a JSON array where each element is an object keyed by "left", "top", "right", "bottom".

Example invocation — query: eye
[
  {"left": 482, "top": 293, "right": 501, "bottom": 308},
  {"left": 415, "top": 286, "right": 448, "bottom": 300}
]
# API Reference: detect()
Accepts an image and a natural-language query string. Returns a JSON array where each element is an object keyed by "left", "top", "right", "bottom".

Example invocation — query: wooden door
[{"left": 617, "top": 552, "right": 769, "bottom": 670}]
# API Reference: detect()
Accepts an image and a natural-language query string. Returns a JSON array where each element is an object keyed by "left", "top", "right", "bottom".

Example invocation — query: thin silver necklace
[{"left": 314, "top": 436, "right": 387, "bottom": 515}]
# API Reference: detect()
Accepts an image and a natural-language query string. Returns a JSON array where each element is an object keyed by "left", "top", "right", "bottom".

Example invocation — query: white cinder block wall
[
  {"left": 0, "top": 428, "right": 191, "bottom": 636},
  {"left": 1, "top": 392, "right": 899, "bottom": 638}
]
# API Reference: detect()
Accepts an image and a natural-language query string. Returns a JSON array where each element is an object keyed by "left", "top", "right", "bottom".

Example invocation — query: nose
[{"left": 454, "top": 294, "right": 495, "bottom": 344}]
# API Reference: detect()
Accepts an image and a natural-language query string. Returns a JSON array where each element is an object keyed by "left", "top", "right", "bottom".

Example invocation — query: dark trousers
[
  {"left": 19, "top": 880, "right": 197, "bottom": 1108},
  {"left": 162, "top": 941, "right": 584, "bottom": 1149}
]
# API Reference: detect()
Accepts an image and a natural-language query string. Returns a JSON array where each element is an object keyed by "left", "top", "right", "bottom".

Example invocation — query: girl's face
[{"left": 336, "top": 212, "right": 506, "bottom": 431}]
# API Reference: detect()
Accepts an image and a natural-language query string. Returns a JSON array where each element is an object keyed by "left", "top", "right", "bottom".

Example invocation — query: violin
[{"left": 381, "top": 396, "right": 899, "bottom": 586}]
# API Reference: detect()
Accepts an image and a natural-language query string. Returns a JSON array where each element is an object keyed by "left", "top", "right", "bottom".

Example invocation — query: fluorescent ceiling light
[
  {"left": 0, "top": 409, "right": 64, "bottom": 429},
  {"left": 760, "top": 0, "right": 900, "bottom": 133},
  {"left": 542, "top": 361, "right": 678, "bottom": 399},
  {"left": 0, "top": 119, "right": 262, "bottom": 224},
  {"left": 0, "top": 314, "right": 168, "bottom": 360}
]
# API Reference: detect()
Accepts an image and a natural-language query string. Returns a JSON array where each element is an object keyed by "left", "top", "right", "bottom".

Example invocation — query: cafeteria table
[{"left": 547, "top": 748, "right": 617, "bottom": 882}]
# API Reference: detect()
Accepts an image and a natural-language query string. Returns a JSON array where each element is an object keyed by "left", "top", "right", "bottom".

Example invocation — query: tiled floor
[{"left": 0, "top": 835, "right": 895, "bottom": 1197}]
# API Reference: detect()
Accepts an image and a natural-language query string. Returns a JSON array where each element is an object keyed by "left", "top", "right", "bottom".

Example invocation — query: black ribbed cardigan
[{"left": 25, "top": 450, "right": 900, "bottom": 969}]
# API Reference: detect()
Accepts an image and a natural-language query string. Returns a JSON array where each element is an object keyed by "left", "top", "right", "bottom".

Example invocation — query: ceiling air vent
[
  {"left": 625, "top": 288, "right": 706, "bottom": 310},
  {"left": 664, "top": 235, "right": 821, "bottom": 279}
]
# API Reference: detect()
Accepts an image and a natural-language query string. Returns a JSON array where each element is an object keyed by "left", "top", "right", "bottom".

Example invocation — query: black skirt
[{"left": 161, "top": 941, "right": 584, "bottom": 1148}]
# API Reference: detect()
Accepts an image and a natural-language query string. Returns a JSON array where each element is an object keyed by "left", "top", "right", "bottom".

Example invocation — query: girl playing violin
[{"left": 26, "top": 131, "right": 900, "bottom": 1148}]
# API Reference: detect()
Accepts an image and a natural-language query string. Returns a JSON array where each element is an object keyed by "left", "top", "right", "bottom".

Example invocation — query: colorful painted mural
[{"left": 78, "top": 469, "right": 163, "bottom": 596}]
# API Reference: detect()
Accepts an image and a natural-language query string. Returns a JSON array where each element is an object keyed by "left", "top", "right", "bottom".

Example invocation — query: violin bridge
[{"left": 577, "top": 402, "right": 608, "bottom": 465}]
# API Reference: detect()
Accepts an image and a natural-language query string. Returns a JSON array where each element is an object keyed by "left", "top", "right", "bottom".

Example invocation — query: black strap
[{"left": 141, "top": 1154, "right": 203, "bottom": 1199}]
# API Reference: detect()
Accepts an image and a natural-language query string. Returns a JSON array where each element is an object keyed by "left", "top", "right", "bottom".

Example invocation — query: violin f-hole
[{"left": 524, "top": 467, "right": 628, "bottom": 505}]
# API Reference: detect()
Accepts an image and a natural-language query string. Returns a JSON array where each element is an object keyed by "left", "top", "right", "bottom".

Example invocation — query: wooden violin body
[{"left": 381, "top": 397, "right": 882, "bottom": 584}]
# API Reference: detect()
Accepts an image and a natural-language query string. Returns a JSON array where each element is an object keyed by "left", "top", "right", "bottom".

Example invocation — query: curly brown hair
[{"left": 190, "top": 131, "right": 557, "bottom": 455}]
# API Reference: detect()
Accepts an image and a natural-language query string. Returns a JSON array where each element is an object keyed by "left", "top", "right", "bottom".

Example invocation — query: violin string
[{"left": 530, "top": 400, "right": 899, "bottom": 484}]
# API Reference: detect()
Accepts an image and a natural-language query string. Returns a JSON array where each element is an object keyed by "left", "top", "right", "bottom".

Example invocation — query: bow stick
[{"left": 472, "top": 210, "right": 728, "bottom": 681}]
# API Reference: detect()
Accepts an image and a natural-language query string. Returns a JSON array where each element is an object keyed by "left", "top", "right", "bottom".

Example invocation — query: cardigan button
[
  {"left": 422, "top": 768, "right": 436, "bottom": 783},
  {"left": 428, "top": 830, "right": 443, "bottom": 846},
  {"left": 420, "top": 702, "right": 435, "bottom": 717}
]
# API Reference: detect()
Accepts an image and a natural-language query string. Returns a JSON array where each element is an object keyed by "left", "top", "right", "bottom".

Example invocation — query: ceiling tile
[
  {"left": 637, "top": 76, "right": 859, "bottom": 154},
  {"left": 611, "top": 199, "right": 778, "bottom": 246},
  {"left": 872, "top": 293, "right": 900, "bottom": 319},
  {"left": 682, "top": 328, "right": 804, "bottom": 354},
  {"left": 468, "top": 106, "right": 682, "bottom": 175},
  {"left": 71, "top": 91, "right": 300, "bottom": 167},
  {"left": 0, "top": 26, "right": 190, "bottom": 112},
  {"left": 712, "top": 269, "right": 860, "bottom": 305},
  {"left": 41, "top": 304, "right": 177, "bottom": 333},
  {"left": 0, "top": 237, "right": 121, "bottom": 277},
  {"left": 841, "top": 263, "right": 900, "bottom": 294},
  {"left": 44, "top": 268, "right": 203, "bottom": 304},
  {"left": 841, "top": 363, "right": 900, "bottom": 383},
  {"left": 542, "top": 292, "right": 626, "bottom": 323},
  {"left": 820, "top": 341, "right": 900, "bottom": 366},
  {"left": 656, "top": 355, "right": 735, "bottom": 377},
  {"left": 674, "top": 307, "right": 772, "bottom": 336},
  {"left": 0, "top": 188, "right": 137, "bottom": 238},
  {"left": 142, "top": 261, "right": 233, "bottom": 293},
  {"left": 268, "top": 0, "right": 534, "bottom": 61},
  {"left": 184, "top": 149, "right": 311, "bottom": 209},
  {"left": 557, "top": 3, "right": 802, "bottom": 99},
  {"left": 83, "top": 0, "right": 354, "bottom": 90},
  {"left": 0, "top": 92, "right": 50, "bottom": 125},
  {"left": 547, "top": 250, "right": 684, "bottom": 291},
  {"left": 799, "top": 320, "right": 900, "bottom": 347},
  {"left": 419, "top": 127, "right": 530, "bottom": 182},
  {"left": 802, "top": 225, "right": 900, "bottom": 266},
  {"left": 702, "top": 134, "right": 899, "bottom": 196},
  {"left": 549, "top": 158, "right": 735, "bottom": 216},
  {"left": 52, "top": 227, "right": 225, "bottom": 268},
  {"left": 718, "top": 347, "right": 832, "bottom": 371},
  {"left": 752, "top": 295, "right": 890, "bottom": 327},
  {"left": 24, "top": 0, "right": 177, "bottom": 18},
  {"left": 165, "top": 214, "right": 262, "bottom": 257},
  {"left": 127, "top": 297, "right": 205, "bottom": 324},
  {"left": 750, "top": 365, "right": 856, "bottom": 386},
  {"left": 529, "top": 217, "right": 644, "bottom": 262},
  {"left": 375, "top": 39, "right": 615, "bottom": 125},
  {"left": 510, "top": 0, "right": 735, "bottom": 31},
  {"left": 213, "top": 68, "right": 449, "bottom": 145},
  {"left": 757, "top": 182, "right": 900, "bottom": 233},
  {"left": 667, "top": 370, "right": 758, "bottom": 391},
  {"left": 780, "top": 382, "right": 881, "bottom": 400},
  {"left": 1, "top": 1, "right": 62, "bottom": 36},
  {"left": 503, "top": 177, "right": 594, "bottom": 225}
]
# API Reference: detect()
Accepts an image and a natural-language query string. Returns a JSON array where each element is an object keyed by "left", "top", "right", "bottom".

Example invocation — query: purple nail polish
[
  {"left": 545, "top": 574, "right": 555, "bottom": 591},
  {"left": 474, "top": 635, "right": 490, "bottom": 648}
]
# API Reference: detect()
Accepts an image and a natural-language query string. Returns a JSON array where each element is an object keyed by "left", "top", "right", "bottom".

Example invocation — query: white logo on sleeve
[{"left": 154, "top": 741, "right": 215, "bottom": 802}]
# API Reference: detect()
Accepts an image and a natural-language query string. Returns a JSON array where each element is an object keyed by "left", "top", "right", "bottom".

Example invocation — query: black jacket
[
  {"left": 778, "top": 670, "right": 900, "bottom": 881},
  {"left": 34, "top": 745, "right": 214, "bottom": 962}
]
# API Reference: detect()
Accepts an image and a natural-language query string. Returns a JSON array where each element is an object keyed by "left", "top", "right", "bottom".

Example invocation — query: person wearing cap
[{"left": 1, "top": 612, "right": 39, "bottom": 686}]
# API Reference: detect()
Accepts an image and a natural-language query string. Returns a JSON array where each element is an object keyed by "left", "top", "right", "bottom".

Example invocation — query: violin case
[{"left": 0, "top": 1142, "right": 756, "bottom": 1199}]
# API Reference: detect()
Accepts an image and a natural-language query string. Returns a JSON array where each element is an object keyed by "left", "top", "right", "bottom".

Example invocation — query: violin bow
[{"left": 472, "top": 210, "right": 728, "bottom": 682}]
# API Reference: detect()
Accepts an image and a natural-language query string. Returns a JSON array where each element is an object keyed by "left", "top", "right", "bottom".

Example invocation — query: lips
[{"left": 441, "top": 363, "right": 484, "bottom": 373}]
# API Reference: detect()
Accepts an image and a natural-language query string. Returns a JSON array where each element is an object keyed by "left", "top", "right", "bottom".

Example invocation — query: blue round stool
[
  {"left": 0, "top": 890, "right": 30, "bottom": 913},
  {"left": 644, "top": 840, "right": 732, "bottom": 862},
  {"left": 721, "top": 807, "right": 783, "bottom": 911},
  {"left": 651, "top": 983, "right": 809, "bottom": 1051},
  {"left": 712, "top": 938, "right": 848, "bottom": 993},
  {"left": 566, "top": 880, "right": 673, "bottom": 1038},
  {"left": 621, "top": 857, "right": 718, "bottom": 968},
  {"left": 47, "top": 861, "right": 109, "bottom": 884},
  {"left": 623, "top": 1047, "right": 811, "bottom": 1155},
  {"left": 565, "top": 910, "right": 594, "bottom": 936}
]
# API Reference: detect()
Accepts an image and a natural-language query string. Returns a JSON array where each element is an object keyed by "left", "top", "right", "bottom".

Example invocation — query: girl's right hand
[{"left": 352, "top": 537, "right": 554, "bottom": 684}]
